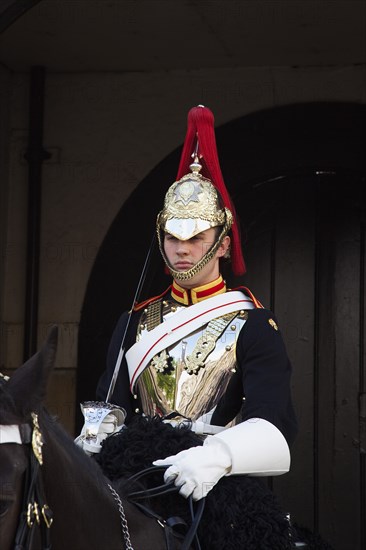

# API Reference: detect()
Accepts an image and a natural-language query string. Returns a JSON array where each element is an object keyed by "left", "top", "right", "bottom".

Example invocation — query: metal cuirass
[{"left": 134, "top": 298, "right": 250, "bottom": 420}]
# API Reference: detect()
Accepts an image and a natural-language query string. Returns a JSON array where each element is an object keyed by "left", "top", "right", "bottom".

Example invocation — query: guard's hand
[
  {"left": 153, "top": 436, "right": 231, "bottom": 500},
  {"left": 75, "top": 402, "right": 126, "bottom": 455},
  {"left": 95, "top": 413, "right": 122, "bottom": 440}
]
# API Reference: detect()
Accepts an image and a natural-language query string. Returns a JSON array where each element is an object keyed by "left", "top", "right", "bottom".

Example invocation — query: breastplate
[{"left": 135, "top": 299, "right": 249, "bottom": 420}]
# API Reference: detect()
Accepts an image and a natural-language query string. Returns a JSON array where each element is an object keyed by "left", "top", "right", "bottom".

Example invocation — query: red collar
[{"left": 171, "top": 275, "right": 226, "bottom": 305}]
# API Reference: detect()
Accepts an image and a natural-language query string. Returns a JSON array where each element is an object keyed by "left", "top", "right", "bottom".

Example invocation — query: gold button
[
  {"left": 225, "top": 345, "right": 232, "bottom": 351},
  {"left": 268, "top": 318, "right": 278, "bottom": 331},
  {"left": 230, "top": 325, "right": 236, "bottom": 331}
]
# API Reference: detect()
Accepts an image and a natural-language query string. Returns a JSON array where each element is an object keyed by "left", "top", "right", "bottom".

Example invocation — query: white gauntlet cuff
[{"left": 214, "top": 418, "right": 290, "bottom": 476}]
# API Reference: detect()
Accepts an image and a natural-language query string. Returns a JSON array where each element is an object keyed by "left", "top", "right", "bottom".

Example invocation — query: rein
[{"left": 123, "top": 466, "right": 205, "bottom": 550}]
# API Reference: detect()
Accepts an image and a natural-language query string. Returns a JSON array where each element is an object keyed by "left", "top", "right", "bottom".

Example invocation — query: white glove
[
  {"left": 75, "top": 401, "right": 126, "bottom": 455},
  {"left": 153, "top": 436, "right": 231, "bottom": 501},
  {"left": 153, "top": 418, "right": 291, "bottom": 501}
]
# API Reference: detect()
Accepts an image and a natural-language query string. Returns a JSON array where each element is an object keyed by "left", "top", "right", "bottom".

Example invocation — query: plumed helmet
[
  {"left": 157, "top": 105, "right": 246, "bottom": 280},
  {"left": 158, "top": 157, "right": 230, "bottom": 240}
]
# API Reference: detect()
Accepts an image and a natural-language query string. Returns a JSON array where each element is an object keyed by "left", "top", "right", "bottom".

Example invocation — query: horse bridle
[
  {"left": 0, "top": 376, "right": 53, "bottom": 550},
  {"left": 2, "top": 412, "right": 54, "bottom": 550}
]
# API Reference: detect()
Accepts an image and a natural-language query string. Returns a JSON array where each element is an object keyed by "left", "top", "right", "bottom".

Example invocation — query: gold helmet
[
  {"left": 157, "top": 155, "right": 233, "bottom": 280},
  {"left": 157, "top": 106, "right": 245, "bottom": 281}
]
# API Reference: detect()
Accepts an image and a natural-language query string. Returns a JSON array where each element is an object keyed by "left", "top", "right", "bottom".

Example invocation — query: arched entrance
[{"left": 78, "top": 102, "right": 366, "bottom": 550}]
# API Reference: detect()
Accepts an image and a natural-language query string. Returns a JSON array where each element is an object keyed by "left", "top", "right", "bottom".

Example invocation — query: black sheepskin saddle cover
[{"left": 97, "top": 416, "right": 333, "bottom": 550}]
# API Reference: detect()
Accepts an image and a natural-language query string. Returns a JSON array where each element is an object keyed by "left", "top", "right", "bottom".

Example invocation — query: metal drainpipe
[{"left": 23, "top": 66, "right": 51, "bottom": 361}]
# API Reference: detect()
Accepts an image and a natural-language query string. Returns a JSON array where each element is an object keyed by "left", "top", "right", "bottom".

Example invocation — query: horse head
[
  {"left": 0, "top": 327, "right": 173, "bottom": 550},
  {"left": 0, "top": 327, "right": 58, "bottom": 549}
]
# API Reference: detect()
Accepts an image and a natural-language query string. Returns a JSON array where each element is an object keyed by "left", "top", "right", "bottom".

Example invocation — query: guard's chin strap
[{"left": 157, "top": 209, "right": 233, "bottom": 282}]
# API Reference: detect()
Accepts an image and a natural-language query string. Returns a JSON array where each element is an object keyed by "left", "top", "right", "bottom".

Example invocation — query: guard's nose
[{"left": 176, "top": 241, "right": 189, "bottom": 255}]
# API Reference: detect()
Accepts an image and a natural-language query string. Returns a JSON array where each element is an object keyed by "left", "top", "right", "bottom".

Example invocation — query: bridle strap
[
  {"left": 1, "top": 373, "right": 53, "bottom": 549},
  {"left": 13, "top": 425, "right": 53, "bottom": 550}
]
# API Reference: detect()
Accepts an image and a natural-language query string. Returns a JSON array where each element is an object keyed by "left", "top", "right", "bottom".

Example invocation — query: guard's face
[{"left": 163, "top": 228, "right": 230, "bottom": 288}]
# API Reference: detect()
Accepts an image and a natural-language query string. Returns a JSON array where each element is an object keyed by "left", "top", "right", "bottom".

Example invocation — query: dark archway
[
  {"left": 0, "top": 0, "right": 43, "bottom": 33},
  {"left": 78, "top": 102, "right": 366, "bottom": 550}
]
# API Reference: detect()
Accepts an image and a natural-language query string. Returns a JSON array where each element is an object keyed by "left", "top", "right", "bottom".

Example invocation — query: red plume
[{"left": 176, "top": 106, "right": 246, "bottom": 276}]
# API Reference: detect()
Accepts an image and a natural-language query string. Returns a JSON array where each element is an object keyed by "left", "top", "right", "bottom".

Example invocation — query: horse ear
[{"left": 6, "top": 325, "right": 59, "bottom": 419}]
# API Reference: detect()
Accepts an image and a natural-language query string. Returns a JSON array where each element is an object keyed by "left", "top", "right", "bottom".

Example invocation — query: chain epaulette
[{"left": 133, "top": 286, "right": 172, "bottom": 312}]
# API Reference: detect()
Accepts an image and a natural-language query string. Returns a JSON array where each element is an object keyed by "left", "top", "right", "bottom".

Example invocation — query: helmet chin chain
[{"left": 157, "top": 212, "right": 232, "bottom": 282}]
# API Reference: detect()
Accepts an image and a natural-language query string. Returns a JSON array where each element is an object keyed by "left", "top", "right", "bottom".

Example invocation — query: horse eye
[{"left": 0, "top": 501, "right": 10, "bottom": 518}]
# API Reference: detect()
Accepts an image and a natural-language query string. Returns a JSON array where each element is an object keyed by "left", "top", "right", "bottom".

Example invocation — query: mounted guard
[{"left": 77, "top": 105, "right": 297, "bottom": 503}]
